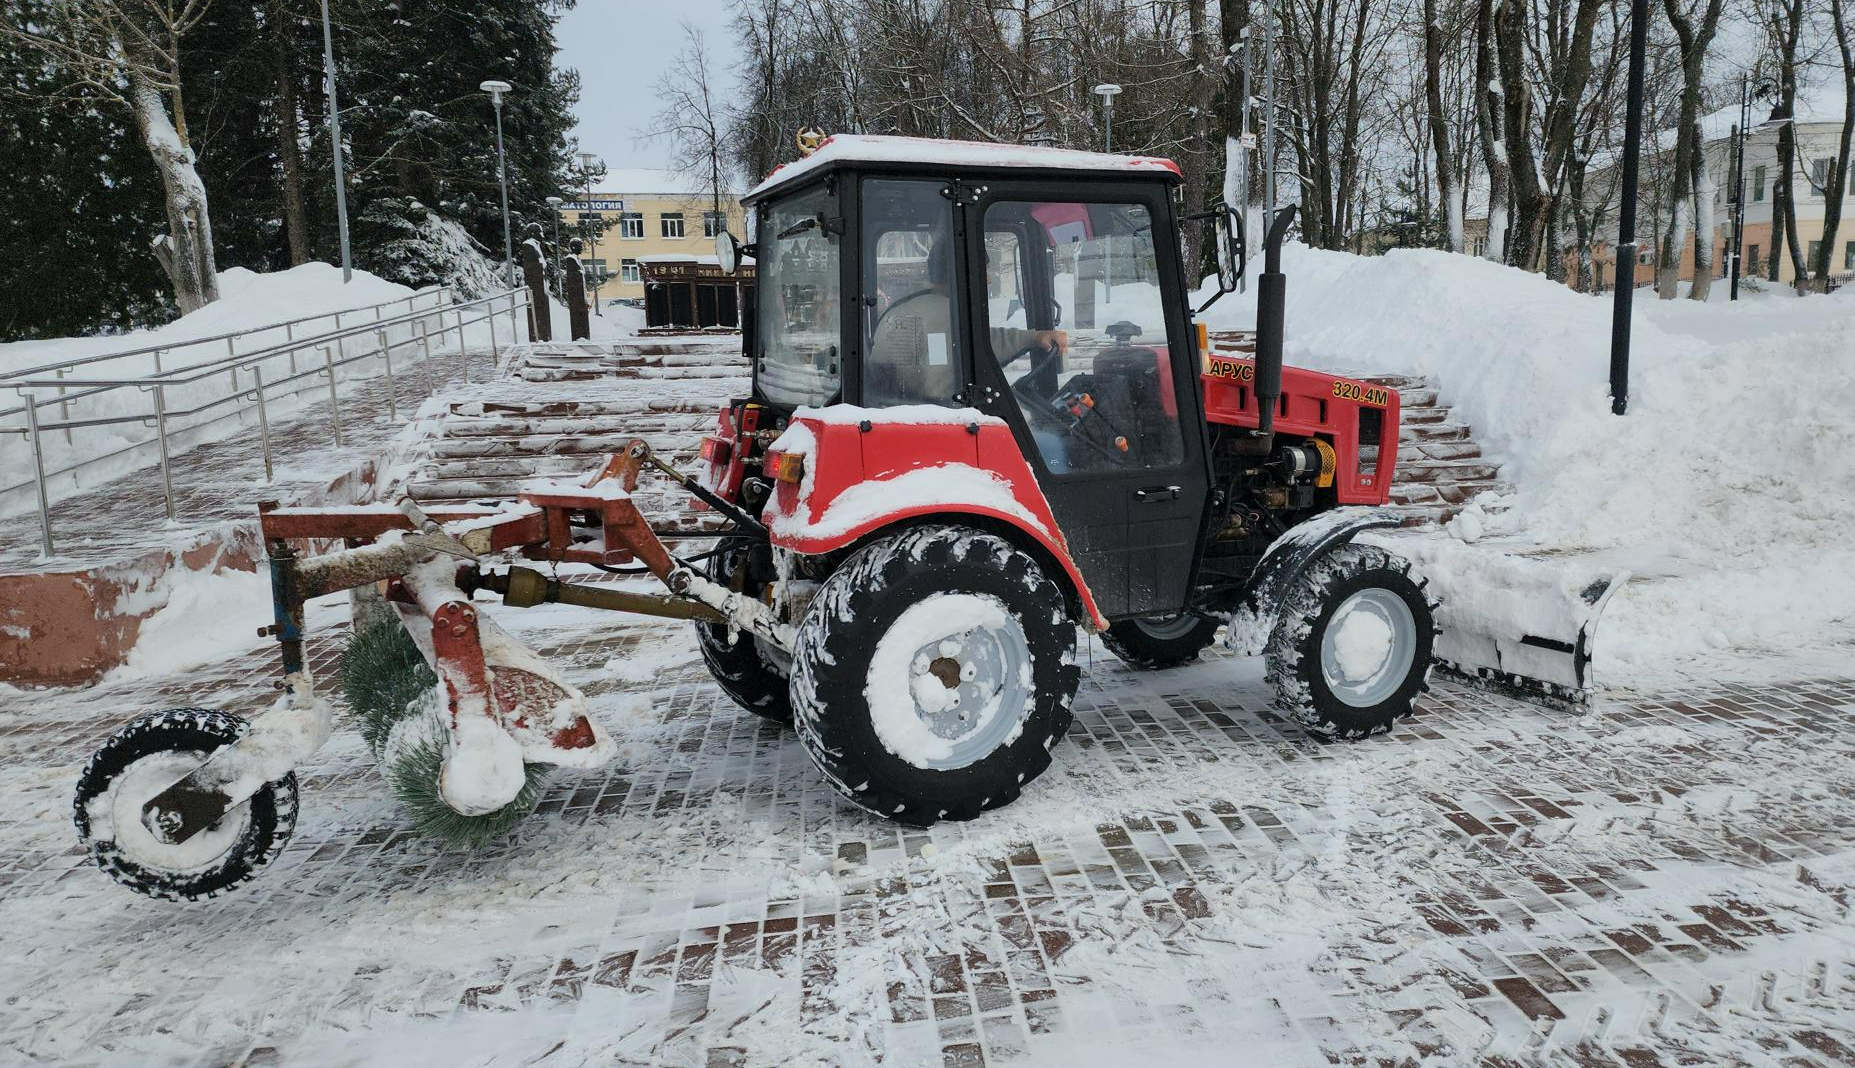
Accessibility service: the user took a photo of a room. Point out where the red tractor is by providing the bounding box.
[74,136,1435,899]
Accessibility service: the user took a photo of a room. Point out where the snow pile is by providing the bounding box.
[0,263,414,376]
[1203,244,1855,681]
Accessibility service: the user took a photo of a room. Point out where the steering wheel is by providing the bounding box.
[1005,340,1130,468]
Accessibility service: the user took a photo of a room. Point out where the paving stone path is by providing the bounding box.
[1,604,1850,1066]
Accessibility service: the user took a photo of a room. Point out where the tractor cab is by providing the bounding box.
[728,136,1219,620]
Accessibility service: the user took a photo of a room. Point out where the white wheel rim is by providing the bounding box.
[1318,588,1418,708]
[864,593,1033,771]
[104,750,250,873]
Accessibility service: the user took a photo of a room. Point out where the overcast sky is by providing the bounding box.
[553,0,743,174]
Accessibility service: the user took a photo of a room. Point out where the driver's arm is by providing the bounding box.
[989,327,1069,363]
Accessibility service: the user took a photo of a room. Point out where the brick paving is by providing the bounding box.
[1,604,1851,1066]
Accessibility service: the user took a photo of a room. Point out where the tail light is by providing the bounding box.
[699,436,733,465]
[767,452,806,484]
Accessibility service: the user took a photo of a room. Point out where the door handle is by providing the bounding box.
[1135,485,1181,503]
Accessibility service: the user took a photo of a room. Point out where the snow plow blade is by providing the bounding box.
[1409,545,1629,707]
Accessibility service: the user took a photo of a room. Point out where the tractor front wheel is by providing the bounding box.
[1100,613,1221,669]
[1265,544,1435,739]
[790,525,1079,826]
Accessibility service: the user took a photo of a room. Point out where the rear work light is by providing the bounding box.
[699,436,733,465]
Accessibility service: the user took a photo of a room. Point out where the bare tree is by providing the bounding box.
[1474,0,1510,261]
[644,24,735,226]
[1423,0,1465,250]
[1815,0,1854,288]
[4,0,222,311]
[1655,0,1726,300]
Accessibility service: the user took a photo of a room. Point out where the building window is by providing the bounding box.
[619,212,644,239]
[584,258,608,281]
[660,213,685,239]
[1809,239,1822,266]
[1753,166,1766,202]
[703,211,726,238]
[1747,245,1761,273]
[1811,159,1831,196]
[620,258,641,284]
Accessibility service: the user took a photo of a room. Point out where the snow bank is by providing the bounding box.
[0,263,416,376]
[1203,245,1855,681]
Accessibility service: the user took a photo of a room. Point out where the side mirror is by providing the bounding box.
[1215,204,1247,293]
[715,229,754,275]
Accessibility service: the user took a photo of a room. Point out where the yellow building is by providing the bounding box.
[562,168,748,306]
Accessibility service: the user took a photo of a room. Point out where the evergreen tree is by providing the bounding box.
[0,0,172,340]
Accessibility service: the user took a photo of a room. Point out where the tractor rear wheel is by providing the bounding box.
[790,525,1078,826]
[1265,544,1435,739]
[1100,613,1221,669]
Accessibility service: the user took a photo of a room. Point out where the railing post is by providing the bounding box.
[21,393,55,558]
[322,345,343,446]
[285,324,297,375]
[419,320,435,394]
[252,367,274,482]
[54,367,72,445]
[150,385,176,521]
[152,348,164,375]
[378,329,398,421]
[488,301,501,363]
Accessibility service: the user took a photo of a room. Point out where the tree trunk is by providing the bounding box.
[1181,0,1215,275]
[1423,0,1461,252]
[1475,0,1508,263]
[1494,0,1544,269]
[1221,0,1253,209]
[1689,119,1716,301]
[122,32,218,313]
[1816,0,1854,290]
[272,0,309,266]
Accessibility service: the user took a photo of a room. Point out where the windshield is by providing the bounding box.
[756,187,842,407]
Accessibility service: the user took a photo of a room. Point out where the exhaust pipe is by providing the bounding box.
[1242,205,1299,456]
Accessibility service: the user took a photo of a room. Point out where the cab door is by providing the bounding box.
[961,181,1211,620]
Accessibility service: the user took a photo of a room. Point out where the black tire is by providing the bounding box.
[790,525,1079,826]
[1265,544,1436,739]
[694,543,793,723]
[73,708,298,901]
[1100,613,1221,669]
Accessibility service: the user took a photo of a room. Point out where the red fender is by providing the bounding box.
[760,406,1108,629]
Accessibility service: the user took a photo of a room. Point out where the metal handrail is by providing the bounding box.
[4,287,533,558]
[2,291,508,422]
[0,286,448,385]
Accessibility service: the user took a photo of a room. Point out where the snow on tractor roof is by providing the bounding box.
[745,135,1183,200]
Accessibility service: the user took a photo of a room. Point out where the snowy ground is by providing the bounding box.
[2,592,1853,1067]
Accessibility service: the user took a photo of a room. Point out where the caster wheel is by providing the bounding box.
[73,708,298,900]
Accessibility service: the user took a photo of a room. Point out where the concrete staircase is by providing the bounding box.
[1355,373,1513,527]
[401,338,747,526]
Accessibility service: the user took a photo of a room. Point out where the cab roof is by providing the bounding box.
[743,134,1183,204]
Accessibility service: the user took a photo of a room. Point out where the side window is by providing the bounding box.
[862,179,962,407]
[982,200,1184,475]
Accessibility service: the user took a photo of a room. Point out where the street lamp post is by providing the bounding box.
[318,0,352,282]
[576,151,603,316]
[1092,83,1122,152]
[1607,0,1650,415]
[1729,76,1751,301]
[545,195,564,292]
[480,80,516,288]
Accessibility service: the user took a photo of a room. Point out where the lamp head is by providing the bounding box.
[1092,83,1123,100]
[479,79,512,104]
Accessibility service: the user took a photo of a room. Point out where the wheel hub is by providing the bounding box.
[867,594,1033,771]
[1319,588,1418,708]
